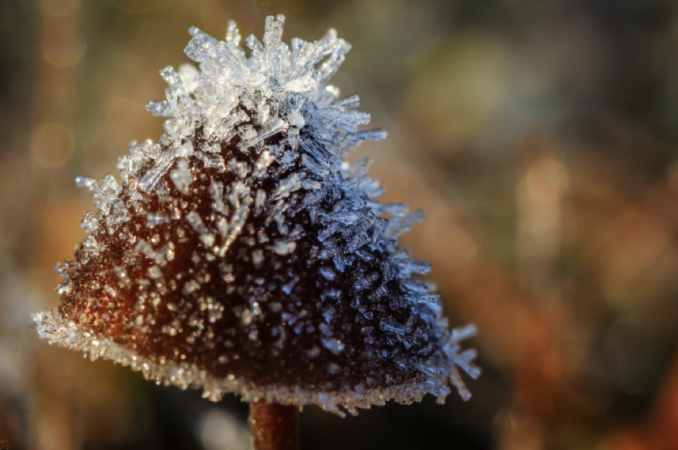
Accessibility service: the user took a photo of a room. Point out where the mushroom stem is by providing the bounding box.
[249,401,300,450]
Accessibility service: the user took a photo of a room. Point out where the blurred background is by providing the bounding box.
[2,0,678,449]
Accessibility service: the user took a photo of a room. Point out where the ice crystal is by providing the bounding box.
[32,15,479,415]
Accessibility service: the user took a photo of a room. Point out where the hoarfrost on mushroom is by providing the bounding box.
[32,15,480,416]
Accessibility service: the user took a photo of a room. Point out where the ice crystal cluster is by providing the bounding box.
[32,15,479,415]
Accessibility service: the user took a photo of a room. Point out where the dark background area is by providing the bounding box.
[2,0,678,449]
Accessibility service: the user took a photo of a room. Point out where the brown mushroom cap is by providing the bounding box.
[33,16,479,416]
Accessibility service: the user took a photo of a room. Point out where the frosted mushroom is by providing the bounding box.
[32,15,480,449]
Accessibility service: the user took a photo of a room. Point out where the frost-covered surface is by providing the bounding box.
[32,15,479,415]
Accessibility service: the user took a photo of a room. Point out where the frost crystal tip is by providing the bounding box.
[32,15,480,415]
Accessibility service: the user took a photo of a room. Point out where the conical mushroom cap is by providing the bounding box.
[33,16,479,415]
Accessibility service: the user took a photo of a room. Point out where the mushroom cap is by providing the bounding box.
[32,15,479,416]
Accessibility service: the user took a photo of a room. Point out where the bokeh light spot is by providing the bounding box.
[39,0,81,17]
[30,122,74,168]
[106,0,173,15]
[42,39,87,68]
[522,158,569,205]
[196,409,249,450]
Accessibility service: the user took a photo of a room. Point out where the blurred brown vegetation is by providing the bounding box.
[2,0,678,449]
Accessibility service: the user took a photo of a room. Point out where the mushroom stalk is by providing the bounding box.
[249,401,299,450]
